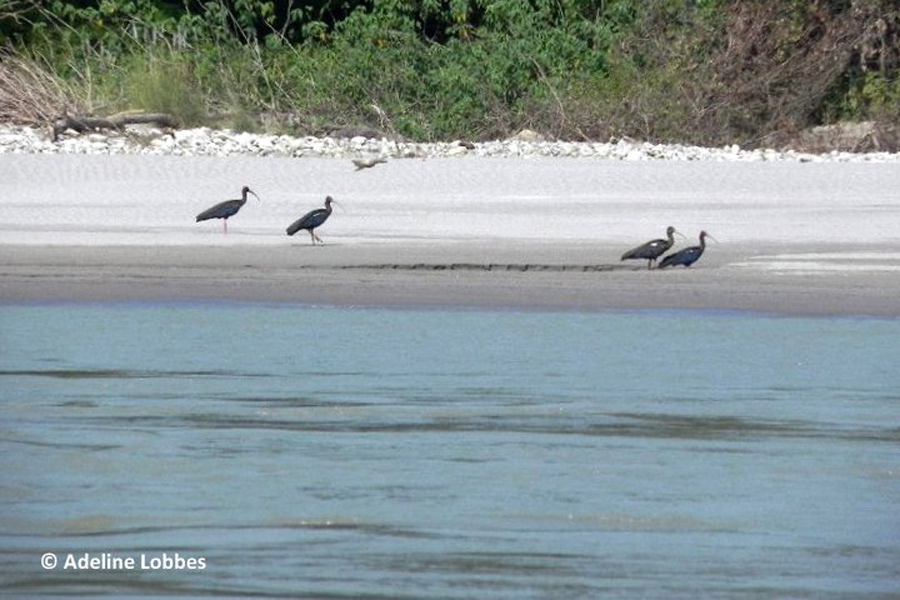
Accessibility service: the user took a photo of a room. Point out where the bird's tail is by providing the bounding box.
[195,206,219,222]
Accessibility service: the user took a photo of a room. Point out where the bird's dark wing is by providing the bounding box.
[196,199,241,222]
[681,247,702,266]
[658,252,678,268]
[621,244,643,260]
[659,246,700,268]
[621,238,666,260]
[286,208,328,236]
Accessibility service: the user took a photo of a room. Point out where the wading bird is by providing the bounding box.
[195,186,259,234]
[352,157,387,171]
[621,226,685,269]
[659,231,717,268]
[286,196,338,245]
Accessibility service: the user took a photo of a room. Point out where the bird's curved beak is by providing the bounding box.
[674,229,688,240]
[707,233,719,243]
[249,190,260,201]
[332,200,343,210]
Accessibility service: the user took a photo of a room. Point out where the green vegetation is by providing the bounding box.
[1,0,899,148]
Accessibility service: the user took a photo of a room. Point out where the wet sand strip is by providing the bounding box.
[339,263,641,272]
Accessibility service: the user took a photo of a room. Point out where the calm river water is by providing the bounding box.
[1,304,898,598]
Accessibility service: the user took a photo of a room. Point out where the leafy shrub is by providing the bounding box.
[1,0,899,148]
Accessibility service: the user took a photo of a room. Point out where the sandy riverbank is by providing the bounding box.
[1,154,898,315]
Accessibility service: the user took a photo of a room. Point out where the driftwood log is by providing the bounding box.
[52,112,177,141]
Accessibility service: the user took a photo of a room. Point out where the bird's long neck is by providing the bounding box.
[698,233,707,250]
[667,229,675,244]
[240,190,250,205]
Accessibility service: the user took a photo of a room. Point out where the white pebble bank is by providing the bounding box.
[1,124,898,163]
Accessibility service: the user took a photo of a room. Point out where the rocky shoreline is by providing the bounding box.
[2,123,899,163]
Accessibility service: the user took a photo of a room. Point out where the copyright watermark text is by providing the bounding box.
[41,552,206,571]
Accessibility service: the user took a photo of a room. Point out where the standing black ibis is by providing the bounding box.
[659,231,717,268]
[195,186,259,234]
[621,226,685,269]
[286,196,338,245]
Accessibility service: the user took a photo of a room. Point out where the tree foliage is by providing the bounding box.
[1,0,899,147]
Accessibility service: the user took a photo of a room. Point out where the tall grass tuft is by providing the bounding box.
[0,51,81,125]
[118,55,207,127]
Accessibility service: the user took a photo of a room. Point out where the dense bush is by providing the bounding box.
[1,0,899,148]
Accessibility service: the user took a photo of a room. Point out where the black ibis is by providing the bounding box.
[195,186,259,234]
[621,226,685,269]
[286,196,338,245]
[658,231,717,268]
[353,157,386,171]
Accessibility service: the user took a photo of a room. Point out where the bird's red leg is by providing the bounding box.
[224,219,228,235]
[309,230,315,245]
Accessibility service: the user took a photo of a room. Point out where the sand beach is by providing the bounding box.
[4,139,900,599]
[1,152,899,315]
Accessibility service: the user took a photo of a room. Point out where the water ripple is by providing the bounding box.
[0,368,272,380]
[63,412,900,443]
